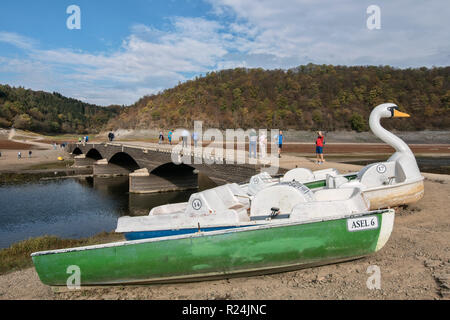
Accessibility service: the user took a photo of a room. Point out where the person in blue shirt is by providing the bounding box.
[277,130,284,158]
[192,131,199,148]
[168,130,173,145]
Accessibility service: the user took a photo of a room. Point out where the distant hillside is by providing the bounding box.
[0,85,121,134]
[107,64,450,132]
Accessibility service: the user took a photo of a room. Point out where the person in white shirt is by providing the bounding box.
[259,132,267,158]
[181,129,189,148]
[249,129,258,159]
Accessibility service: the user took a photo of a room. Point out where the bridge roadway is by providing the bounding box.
[67,141,276,193]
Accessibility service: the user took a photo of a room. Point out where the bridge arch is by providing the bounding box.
[85,148,103,160]
[109,152,140,172]
[151,162,195,177]
[148,162,199,190]
[72,147,83,155]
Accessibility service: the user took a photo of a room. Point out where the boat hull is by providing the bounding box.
[32,210,394,286]
[305,175,424,210]
[363,180,424,210]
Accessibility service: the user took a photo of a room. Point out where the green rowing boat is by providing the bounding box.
[32,209,394,286]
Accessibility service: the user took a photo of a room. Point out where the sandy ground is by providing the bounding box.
[0,130,449,300]
[0,130,68,172]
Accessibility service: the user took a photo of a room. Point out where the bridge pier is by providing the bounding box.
[93,159,131,177]
[73,155,96,167]
[129,168,198,194]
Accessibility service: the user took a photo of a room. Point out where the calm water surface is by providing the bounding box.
[0,175,215,248]
[340,156,450,175]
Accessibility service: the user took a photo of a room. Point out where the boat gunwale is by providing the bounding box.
[31,208,393,257]
[305,172,424,192]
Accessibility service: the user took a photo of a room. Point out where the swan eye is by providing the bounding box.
[387,106,398,118]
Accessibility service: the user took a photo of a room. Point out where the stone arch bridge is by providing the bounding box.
[68,142,262,193]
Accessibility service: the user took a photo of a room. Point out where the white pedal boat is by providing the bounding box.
[116,179,374,241]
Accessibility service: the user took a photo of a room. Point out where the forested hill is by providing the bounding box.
[108,64,449,132]
[0,85,121,133]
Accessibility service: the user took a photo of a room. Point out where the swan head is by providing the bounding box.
[372,103,410,120]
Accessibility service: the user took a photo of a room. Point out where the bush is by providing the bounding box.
[350,113,367,132]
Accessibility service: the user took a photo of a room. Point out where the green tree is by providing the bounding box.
[350,113,367,132]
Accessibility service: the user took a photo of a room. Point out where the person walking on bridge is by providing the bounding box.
[249,129,257,159]
[168,130,173,145]
[277,130,284,158]
[181,129,189,148]
[259,132,267,158]
[192,131,199,148]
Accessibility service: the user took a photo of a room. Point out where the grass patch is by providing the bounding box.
[0,232,124,275]
[0,172,48,185]
[27,160,74,170]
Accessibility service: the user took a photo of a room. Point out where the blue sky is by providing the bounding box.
[0,0,449,106]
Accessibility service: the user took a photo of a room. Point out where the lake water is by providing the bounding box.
[340,156,450,175]
[0,175,216,249]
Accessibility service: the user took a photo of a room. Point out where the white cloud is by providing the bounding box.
[0,1,449,106]
[0,17,233,105]
[0,31,36,50]
[209,0,450,67]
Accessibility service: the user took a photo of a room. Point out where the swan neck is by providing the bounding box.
[370,114,412,155]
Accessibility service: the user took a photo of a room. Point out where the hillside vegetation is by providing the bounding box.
[0,85,121,134]
[107,64,450,132]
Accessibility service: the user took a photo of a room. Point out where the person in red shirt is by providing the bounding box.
[315,131,325,164]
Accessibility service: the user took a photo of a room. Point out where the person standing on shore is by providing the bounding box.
[18,151,21,159]
[315,131,325,164]
[158,131,164,144]
[28,150,32,158]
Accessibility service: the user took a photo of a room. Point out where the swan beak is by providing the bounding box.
[393,110,410,118]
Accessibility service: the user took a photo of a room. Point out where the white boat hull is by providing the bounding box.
[363,179,424,210]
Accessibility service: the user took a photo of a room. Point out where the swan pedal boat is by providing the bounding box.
[32,204,394,286]
[248,103,425,210]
